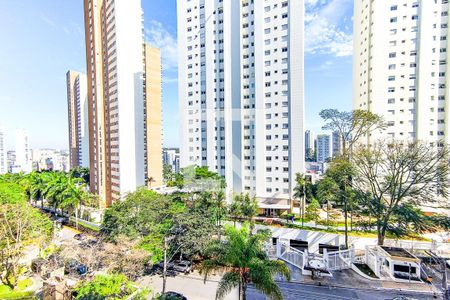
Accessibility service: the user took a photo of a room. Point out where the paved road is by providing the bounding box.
[248,282,441,300]
[139,273,441,300]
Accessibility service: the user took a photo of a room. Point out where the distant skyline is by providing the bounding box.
[0,0,352,150]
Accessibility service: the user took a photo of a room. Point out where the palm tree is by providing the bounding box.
[293,173,307,226]
[60,176,85,229]
[228,195,242,227]
[43,172,68,215]
[148,176,155,188]
[200,226,290,300]
[239,194,258,232]
[213,190,226,238]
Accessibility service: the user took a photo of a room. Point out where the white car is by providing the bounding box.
[173,261,192,274]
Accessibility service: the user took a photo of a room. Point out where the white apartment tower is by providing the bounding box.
[0,127,6,174]
[317,134,331,163]
[178,0,305,213]
[353,0,450,144]
[305,130,314,153]
[15,129,31,173]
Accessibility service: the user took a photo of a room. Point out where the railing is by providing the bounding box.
[278,241,305,269]
[383,239,450,254]
[324,248,354,271]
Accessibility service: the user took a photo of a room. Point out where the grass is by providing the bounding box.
[16,279,32,291]
[0,279,35,299]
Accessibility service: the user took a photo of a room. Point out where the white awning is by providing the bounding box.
[258,203,291,209]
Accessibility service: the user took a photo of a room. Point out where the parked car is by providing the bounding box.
[73,233,87,241]
[64,259,87,276]
[173,261,192,274]
[157,262,174,270]
[160,291,187,300]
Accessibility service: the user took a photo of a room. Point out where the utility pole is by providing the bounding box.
[162,237,168,294]
[162,235,176,295]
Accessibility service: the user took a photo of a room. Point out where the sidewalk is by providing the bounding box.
[311,269,439,295]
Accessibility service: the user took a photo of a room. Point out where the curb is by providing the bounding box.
[274,280,441,296]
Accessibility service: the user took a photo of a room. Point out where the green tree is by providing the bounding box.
[42,172,68,214]
[0,181,28,205]
[293,173,311,225]
[60,176,86,229]
[324,158,355,248]
[305,198,320,222]
[0,202,52,289]
[171,211,215,261]
[239,193,258,231]
[200,226,290,300]
[316,177,339,227]
[228,196,243,227]
[102,189,186,240]
[163,164,174,183]
[69,167,90,185]
[319,109,385,157]
[353,141,450,245]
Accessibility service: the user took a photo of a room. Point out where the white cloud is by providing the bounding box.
[305,0,353,57]
[145,20,178,71]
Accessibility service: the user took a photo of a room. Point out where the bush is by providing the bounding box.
[305,199,320,222]
[17,279,32,291]
[75,274,143,300]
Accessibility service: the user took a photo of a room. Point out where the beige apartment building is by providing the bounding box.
[66,70,89,169]
[83,0,162,206]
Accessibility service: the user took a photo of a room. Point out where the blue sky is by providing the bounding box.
[0,0,353,150]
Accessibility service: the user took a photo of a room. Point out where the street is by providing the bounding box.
[138,273,441,300]
[248,282,440,300]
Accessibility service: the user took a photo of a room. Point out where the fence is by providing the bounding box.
[323,247,354,271]
[383,239,450,255]
[277,238,306,269]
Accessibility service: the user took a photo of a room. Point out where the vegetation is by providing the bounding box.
[229,193,258,230]
[200,226,290,300]
[352,141,450,245]
[319,108,385,156]
[0,180,53,289]
[75,273,146,300]
[305,198,320,222]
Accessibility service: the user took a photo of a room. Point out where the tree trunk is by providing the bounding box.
[350,209,353,231]
[242,279,247,300]
[344,197,348,249]
[326,201,329,227]
[238,278,242,300]
[75,205,79,230]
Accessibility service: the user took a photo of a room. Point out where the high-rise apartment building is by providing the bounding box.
[15,129,31,173]
[353,0,450,144]
[178,0,305,214]
[317,134,331,163]
[67,70,89,169]
[144,45,164,188]
[163,148,180,173]
[332,131,341,157]
[83,0,163,205]
[0,127,6,174]
[305,130,315,161]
